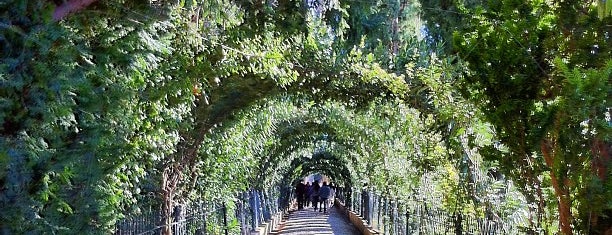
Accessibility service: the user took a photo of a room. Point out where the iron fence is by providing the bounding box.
[115,187,290,235]
[342,188,521,235]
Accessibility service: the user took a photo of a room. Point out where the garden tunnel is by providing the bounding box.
[283,151,356,189]
[202,94,434,198]
[2,0,609,234]
[254,119,365,189]
[184,92,561,235]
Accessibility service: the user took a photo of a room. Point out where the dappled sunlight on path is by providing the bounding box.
[271,206,361,235]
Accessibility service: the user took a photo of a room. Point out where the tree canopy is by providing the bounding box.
[1,0,610,234]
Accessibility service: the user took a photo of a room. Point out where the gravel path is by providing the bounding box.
[271,206,361,235]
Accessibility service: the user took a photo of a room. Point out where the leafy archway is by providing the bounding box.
[1,0,609,234]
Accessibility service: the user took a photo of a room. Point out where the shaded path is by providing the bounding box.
[271,206,361,235]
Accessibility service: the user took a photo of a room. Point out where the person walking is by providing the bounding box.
[318,182,332,213]
[312,180,320,211]
[329,182,336,207]
[295,180,306,210]
[305,182,313,208]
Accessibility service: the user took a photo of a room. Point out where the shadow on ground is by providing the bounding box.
[270,206,361,235]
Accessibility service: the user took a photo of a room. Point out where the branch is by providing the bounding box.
[53,0,98,21]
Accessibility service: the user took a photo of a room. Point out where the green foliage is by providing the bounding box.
[597,0,612,18]
[2,0,606,233]
[552,58,612,232]
[0,0,203,232]
[426,0,611,232]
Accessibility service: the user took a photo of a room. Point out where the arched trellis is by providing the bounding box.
[157,50,444,234]
[192,92,533,235]
[263,139,359,187]
[254,120,365,188]
[195,94,444,195]
[284,151,355,187]
[249,100,397,185]
[8,0,580,233]
[167,71,413,193]
[191,98,377,200]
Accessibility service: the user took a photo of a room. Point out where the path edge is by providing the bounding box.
[334,199,379,235]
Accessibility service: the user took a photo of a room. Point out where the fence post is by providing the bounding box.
[261,190,269,221]
[406,209,410,235]
[419,202,424,234]
[362,189,370,223]
[377,194,383,230]
[360,189,365,217]
[383,197,388,235]
[173,204,183,235]
[246,191,254,232]
[385,198,391,235]
[238,194,247,235]
[272,187,278,214]
[391,199,398,235]
[200,202,208,235]
[353,188,357,213]
[454,213,463,235]
[371,190,375,225]
[352,187,356,211]
[250,190,258,230]
[256,189,261,227]
[223,202,229,235]
[345,187,350,209]
[350,188,355,211]
[370,191,375,225]
[258,190,265,224]
[379,194,388,234]
[265,189,272,220]
[372,193,378,229]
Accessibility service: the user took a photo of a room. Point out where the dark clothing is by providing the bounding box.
[312,182,321,210]
[296,182,306,209]
[296,182,306,195]
[306,185,314,198]
[305,184,313,207]
[319,185,331,199]
[318,185,332,213]
[313,182,320,192]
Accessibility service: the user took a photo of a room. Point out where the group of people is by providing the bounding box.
[295,180,336,213]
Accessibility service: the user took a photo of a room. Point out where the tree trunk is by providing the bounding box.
[390,0,407,56]
[541,140,573,235]
[590,138,610,181]
[535,179,547,233]
[589,138,611,230]
[161,169,174,235]
[161,162,185,235]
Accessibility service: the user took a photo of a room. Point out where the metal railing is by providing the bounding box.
[341,188,520,235]
[115,186,290,235]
